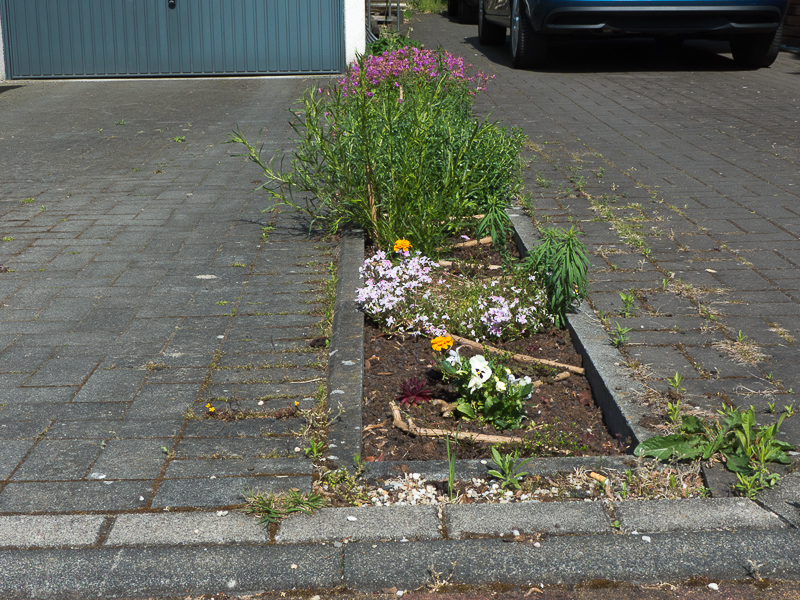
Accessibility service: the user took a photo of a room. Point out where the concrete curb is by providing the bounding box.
[508,209,653,446]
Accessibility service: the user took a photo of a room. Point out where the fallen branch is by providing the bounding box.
[450,335,585,375]
[390,403,570,455]
[390,402,527,444]
[438,260,501,270]
[452,236,493,249]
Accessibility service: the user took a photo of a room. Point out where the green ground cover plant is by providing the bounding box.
[634,404,795,498]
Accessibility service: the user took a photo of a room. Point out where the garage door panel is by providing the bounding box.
[1,0,344,78]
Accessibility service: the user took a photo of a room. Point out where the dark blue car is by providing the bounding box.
[472,0,788,68]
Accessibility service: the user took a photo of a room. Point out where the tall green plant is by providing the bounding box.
[520,226,589,328]
[230,50,524,257]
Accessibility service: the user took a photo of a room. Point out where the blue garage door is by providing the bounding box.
[0,0,344,78]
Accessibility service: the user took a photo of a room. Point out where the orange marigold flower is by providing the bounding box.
[431,335,453,352]
[393,239,412,253]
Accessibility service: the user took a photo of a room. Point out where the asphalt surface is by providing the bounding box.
[0,11,800,599]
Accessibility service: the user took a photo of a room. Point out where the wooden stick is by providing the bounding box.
[438,260,501,270]
[452,236,493,249]
[450,335,585,375]
[390,403,570,454]
[390,402,527,444]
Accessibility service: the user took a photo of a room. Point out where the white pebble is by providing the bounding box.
[512,529,520,537]
[642,536,651,543]
[708,583,719,591]
[346,516,357,521]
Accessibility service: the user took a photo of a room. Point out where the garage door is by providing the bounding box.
[0,0,344,78]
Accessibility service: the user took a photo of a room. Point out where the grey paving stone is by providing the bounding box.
[757,471,800,528]
[0,481,152,512]
[43,420,128,440]
[0,385,77,404]
[164,457,312,479]
[276,505,440,544]
[152,474,310,508]
[612,498,787,533]
[11,439,104,481]
[0,515,106,548]
[90,439,173,480]
[105,512,266,546]
[444,502,611,539]
[10,402,129,423]
[0,440,34,479]
[72,368,148,402]
[0,420,50,441]
[182,418,303,438]
[125,384,199,419]
[173,437,300,460]
[24,357,102,387]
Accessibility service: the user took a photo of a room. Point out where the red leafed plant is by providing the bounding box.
[396,377,433,407]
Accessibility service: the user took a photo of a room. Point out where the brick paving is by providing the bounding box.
[0,78,334,514]
[410,16,800,448]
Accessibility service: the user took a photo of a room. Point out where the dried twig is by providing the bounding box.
[450,335,585,375]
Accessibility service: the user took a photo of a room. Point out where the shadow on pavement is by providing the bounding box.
[464,36,750,73]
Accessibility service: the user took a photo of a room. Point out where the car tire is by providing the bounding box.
[730,23,783,69]
[459,1,479,24]
[447,0,459,18]
[510,0,548,68]
[478,0,506,46]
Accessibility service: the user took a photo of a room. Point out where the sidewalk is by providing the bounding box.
[1,20,800,598]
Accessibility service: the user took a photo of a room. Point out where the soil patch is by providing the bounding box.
[359,239,627,462]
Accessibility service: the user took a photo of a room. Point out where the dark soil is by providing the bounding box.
[360,239,627,462]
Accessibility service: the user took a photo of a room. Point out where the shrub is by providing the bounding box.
[520,226,589,328]
[231,47,525,258]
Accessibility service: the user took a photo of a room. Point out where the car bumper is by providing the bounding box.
[533,1,788,35]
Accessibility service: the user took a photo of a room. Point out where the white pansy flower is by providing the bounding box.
[468,355,492,391]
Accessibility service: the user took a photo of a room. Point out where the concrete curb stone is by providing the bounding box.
[612,497,788,533]
[444,502,612,538]
[276,505,441,543]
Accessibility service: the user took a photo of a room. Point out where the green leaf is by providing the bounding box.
[633,434,706,461]
[680,415,706,435]
[456,402,476,420]
[722,451,752,474]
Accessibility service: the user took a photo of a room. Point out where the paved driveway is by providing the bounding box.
[0,77,332,513]
[412,15,800,448]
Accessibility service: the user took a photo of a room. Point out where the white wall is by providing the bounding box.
[0,8,6,81]
[344,0,365,65]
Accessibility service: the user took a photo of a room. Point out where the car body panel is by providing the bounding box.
[482,0,788,37]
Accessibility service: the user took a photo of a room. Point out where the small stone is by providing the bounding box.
[294,447,302,452]
[533,542,541,548]
[708,583,719,591]
[216,510,228,517]
[139,496,145,501]
[290,564,297,570]
[642,536,651,543]
[397,591,404,597]
[333,542,342,548]
[311,596,321,600]
[210,475,216,479]
[89,473,106,480]
[346,516,357,521]
[512,529,520,537]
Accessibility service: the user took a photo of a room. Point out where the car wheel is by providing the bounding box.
[447,0,459,18]
[730,22,783,69]
[510,0,548,68]
[459,0,479,24]
[478,0,506,46]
